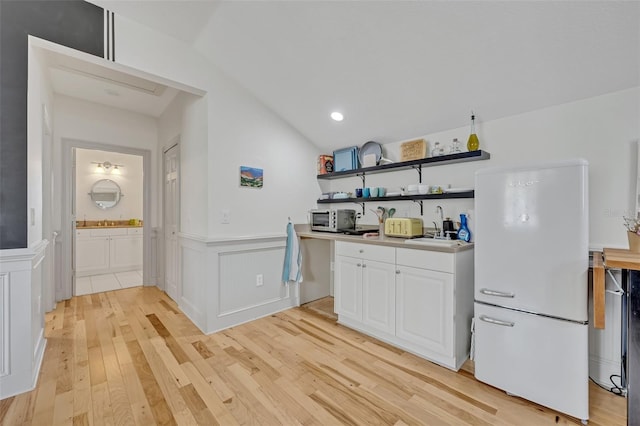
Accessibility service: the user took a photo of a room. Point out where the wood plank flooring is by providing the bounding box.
[0,287,627,425]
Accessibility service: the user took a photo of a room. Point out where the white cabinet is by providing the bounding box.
[335,242,396,335]
[110,234,143,270]
[334,255,363,322]
[362,261,396,335]
[396,264,454,357]
[76,228,143,276]
[334,241,474,371]
[76,233,110,274]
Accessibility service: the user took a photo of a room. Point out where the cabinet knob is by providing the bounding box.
[359,249,364,253]
[396,270,401,274]
[357,263,361,267]
[362,263,366,268]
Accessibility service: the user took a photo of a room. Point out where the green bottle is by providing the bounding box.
[467,112,479,151]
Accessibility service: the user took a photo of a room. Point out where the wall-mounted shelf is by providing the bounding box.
[318,191,475,215]
[317,150,490,180]
[316,150,489,215]
[317,191,474,204]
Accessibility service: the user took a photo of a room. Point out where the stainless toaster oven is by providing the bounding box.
[310,209,356,233]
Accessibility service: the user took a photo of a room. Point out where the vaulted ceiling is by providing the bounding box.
[90,1,639,151]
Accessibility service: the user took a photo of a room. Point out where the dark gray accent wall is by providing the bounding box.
[0,0,104,249]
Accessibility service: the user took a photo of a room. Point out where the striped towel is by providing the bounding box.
[282,222,303,284]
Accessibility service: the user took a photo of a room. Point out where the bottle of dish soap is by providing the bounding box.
[457,213,471,242]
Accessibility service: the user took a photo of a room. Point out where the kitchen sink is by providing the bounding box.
[404,238,466,248]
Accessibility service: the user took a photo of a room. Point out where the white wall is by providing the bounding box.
[115,14,321,240]
[53,95,159,228]
[327,88,640,249]
[75,148,143,222]
[27,44,54,247]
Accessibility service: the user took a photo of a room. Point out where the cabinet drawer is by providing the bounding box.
[336,241,395,263]
[90,228,127,237]
[127,227,143,235]
[396,247,454,273]
[76,229,90,238]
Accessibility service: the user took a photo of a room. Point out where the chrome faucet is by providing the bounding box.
[435,206,444,239]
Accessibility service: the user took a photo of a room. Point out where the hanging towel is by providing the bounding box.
[282,221,303,284]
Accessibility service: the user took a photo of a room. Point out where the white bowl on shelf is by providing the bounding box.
[418,184,430,194]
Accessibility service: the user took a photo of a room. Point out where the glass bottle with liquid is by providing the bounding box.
[450,138,462,154]
[431,141,444,157]
[467,112,479,151]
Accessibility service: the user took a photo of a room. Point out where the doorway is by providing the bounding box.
[74,148,144,295]
[60,139,151,301]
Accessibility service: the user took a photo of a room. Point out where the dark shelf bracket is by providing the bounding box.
[412,199,424,216]
[411,165,422,183]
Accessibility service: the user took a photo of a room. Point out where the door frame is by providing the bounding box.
[60,138,151,300]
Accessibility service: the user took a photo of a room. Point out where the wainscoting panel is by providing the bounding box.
[178,234,299,334]
[179,236,206,331]
[0,240,48,399]
[0,273,8,378]
[218,246,288,315]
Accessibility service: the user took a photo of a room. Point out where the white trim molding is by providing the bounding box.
[0,273,9,378]
[0,240,49,399]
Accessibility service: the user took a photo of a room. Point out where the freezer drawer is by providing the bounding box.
[474,303,589,421]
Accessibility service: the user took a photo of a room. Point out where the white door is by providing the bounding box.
[362,260,396,335]
[334,255,362,322]
[396,265,454,357]
[164,144,179,301]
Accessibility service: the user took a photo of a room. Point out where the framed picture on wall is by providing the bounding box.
[240,166,263,188]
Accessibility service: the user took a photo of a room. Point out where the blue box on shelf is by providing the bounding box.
[333,146,359,172]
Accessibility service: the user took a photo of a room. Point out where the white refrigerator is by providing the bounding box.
[473,159,589,423]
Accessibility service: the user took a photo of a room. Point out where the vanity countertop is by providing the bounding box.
[76,219,142,229]
[76,225,143,229]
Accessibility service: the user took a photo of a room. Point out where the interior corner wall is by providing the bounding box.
[27,44,55,247]
[114,13,321,239]
[157,91,209,237]
[0,0,104,250]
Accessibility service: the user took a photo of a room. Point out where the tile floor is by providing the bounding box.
[75,270,143,295]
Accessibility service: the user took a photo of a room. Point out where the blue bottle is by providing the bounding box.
[457,213,471,242]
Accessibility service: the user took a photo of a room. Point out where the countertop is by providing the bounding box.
[295,224,474,253]
[76,225,143,230]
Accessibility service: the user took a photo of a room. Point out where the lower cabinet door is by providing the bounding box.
[362,261,396,335]
[396,265,454,357]
[334,255,363,322]
[110,236,143,270]
[76,237,110,276]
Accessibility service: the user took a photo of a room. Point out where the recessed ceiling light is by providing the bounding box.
[330,112,344,121]
[104,88,120,97]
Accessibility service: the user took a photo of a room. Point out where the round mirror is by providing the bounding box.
[89,179,123,209]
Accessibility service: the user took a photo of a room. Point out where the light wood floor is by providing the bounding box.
[0,288,626,425]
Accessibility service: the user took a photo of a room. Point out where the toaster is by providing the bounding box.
[384,218,424,238]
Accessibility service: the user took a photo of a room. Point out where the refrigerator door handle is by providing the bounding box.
[479,314,515,327]
[480,288,515,298]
